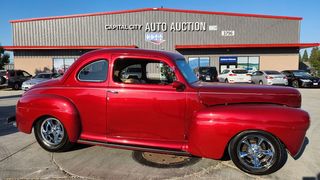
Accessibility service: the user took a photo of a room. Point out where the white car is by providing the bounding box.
[251,70,288,86]
[218,68,252,83]
[22,73,60,91]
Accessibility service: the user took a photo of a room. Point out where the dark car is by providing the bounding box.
[195,66,218,82]
[6,70,32,90]
[281,70,320,88]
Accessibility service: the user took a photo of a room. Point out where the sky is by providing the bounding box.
[0,0,319,53]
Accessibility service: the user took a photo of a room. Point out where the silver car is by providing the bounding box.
[21,73,60,91]
[251,70,288,86]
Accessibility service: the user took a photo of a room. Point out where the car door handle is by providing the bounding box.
[107,90,119,94]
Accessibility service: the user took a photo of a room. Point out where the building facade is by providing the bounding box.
[4,8,319,75]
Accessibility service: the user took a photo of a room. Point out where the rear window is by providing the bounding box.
[265,71,281,75]
[232,70,248,74]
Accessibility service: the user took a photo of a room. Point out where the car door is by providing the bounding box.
[106,55,187,142]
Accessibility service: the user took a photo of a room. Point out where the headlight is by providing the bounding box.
[300,79,312,82]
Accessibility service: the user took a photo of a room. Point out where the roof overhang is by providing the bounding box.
[175,43,320,49]
[10,8,302,23]
[2,45,138,51]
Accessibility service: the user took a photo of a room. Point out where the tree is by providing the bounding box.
[302,50,309,62]
[309,47,320,75]
[0,46,10,70]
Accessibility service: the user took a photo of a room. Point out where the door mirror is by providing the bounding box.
[172,81,185,92]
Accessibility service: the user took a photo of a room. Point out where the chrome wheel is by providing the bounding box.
[40,118,64,146]
[237,135,275,171]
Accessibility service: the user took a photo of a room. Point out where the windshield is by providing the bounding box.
[293,71,312,77]
[34,74,51,79]
[265,71,281,75]
[232,70,248,74]
[175,59,198,84]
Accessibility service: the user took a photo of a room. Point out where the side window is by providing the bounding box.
[16,71,23,77]
[22,71,31,77]
[78,60,108,82]
[113,58,176,85]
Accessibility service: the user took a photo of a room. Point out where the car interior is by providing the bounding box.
[113,58,176,85]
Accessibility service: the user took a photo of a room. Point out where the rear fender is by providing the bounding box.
[16,94,80,142]
[187,104,310,159]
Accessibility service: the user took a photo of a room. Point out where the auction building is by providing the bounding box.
[4,8,319,75]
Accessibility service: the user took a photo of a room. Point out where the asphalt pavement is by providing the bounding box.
[0,88,319,180]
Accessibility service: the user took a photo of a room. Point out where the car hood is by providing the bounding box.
[192,81,301,108]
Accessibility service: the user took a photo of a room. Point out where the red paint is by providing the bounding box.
[10,8,302,23]
[3,45,137,51]
[15,48,309,159]
[175,43,320,49]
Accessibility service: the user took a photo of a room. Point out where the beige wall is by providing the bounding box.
[260,54,299,71]
[14,57,52,75]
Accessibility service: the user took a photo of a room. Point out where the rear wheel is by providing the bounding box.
[259,81,263,85]
[228,131,287,175]
[292,80,300,88]
[225,79,229,83]
[12,83,20,90]
[34,116,73,152]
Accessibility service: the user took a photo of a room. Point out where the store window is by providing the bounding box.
[237,56,260,73]
[188,57,210,72]
[53,58,76,75]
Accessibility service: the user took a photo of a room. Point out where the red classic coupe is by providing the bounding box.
[13,49,309,175]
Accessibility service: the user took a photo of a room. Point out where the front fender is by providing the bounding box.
[16,94,80,142]
[187,104,310,159]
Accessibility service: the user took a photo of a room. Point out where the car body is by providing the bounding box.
[251,70,288,86]
[218,68,252,83]
[5,70,32,90]
[281,70,320,88]
[194,66,218,82]
[13,49,309,175]
[21,73,60,91]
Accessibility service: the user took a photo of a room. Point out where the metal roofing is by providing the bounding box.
[10,7,303,23]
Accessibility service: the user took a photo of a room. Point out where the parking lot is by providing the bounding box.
[0,88,319,180]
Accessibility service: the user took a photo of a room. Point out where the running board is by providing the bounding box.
[77,139,190,156]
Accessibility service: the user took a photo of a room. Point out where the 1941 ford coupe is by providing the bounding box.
[13,49,309,175]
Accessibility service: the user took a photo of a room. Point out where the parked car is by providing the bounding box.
[21,73,60,91]
[0,70,7,86]
[251,70,288,86]
[218,68,252,83]
[6,70,32,90]
[281,70,320,88]
[11,49,309,175]
[120,66,142,79]
[194,66,218,82]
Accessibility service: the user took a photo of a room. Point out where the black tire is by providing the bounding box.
[228,131,287,175]
[12,83,20,90]
[34,116,73,152]
[225,79,229,83]
[259,81,263,85]
[292,80,300,88]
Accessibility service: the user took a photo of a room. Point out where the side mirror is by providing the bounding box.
[172,81,186,92]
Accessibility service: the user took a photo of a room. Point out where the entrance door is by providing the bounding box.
[106,56,186,141]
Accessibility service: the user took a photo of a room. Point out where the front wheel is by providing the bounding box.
[292,80,300,88]
[228,131,287,175]
[34,116,73,152]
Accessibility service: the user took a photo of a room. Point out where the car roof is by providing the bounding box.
[80,48,185,62]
